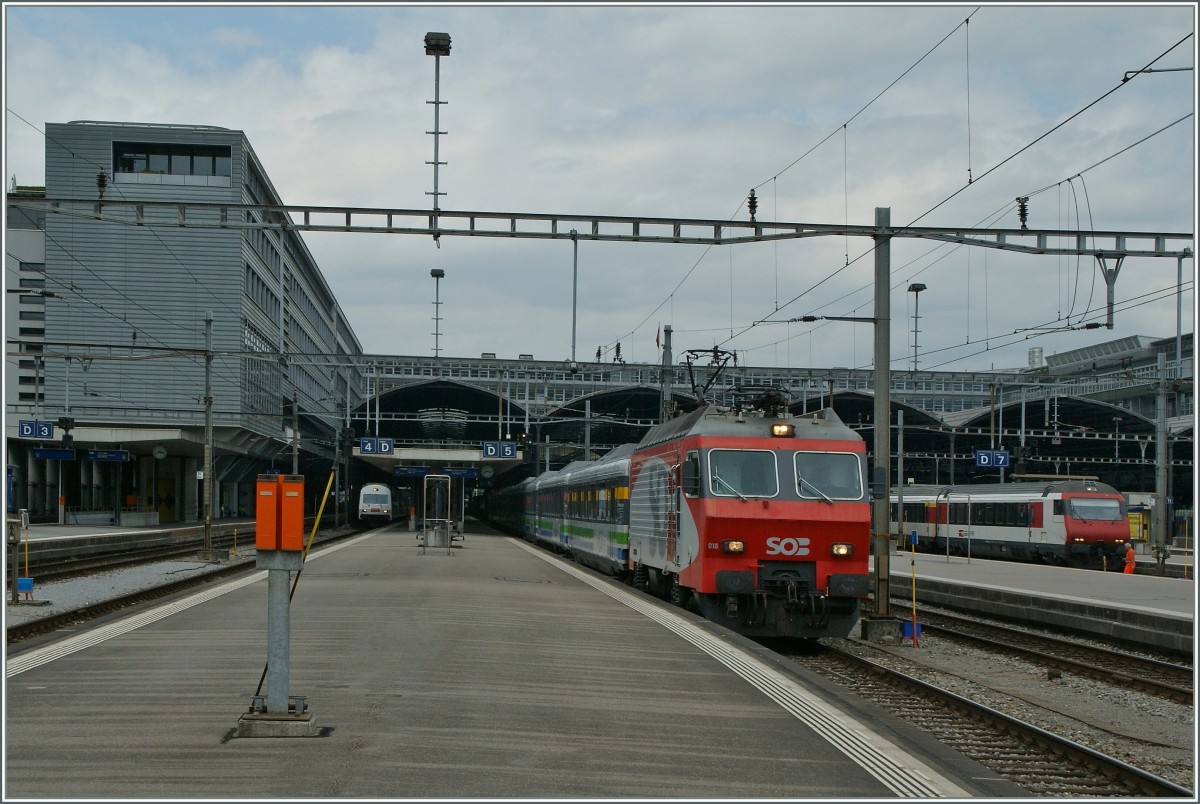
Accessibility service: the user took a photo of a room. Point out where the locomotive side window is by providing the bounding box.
[794,452,864,501]
[708,449,778,498]
[682,451,701,496]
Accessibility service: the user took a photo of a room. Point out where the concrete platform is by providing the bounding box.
[5,525,1022,799]
[882,549,1195,654]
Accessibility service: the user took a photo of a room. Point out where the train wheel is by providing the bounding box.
[632,564,648,591]
[670,575,690,608]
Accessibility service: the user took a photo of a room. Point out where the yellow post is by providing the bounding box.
[908,530,920,648]
[1185,519,1190,580]
[302,471,337,561]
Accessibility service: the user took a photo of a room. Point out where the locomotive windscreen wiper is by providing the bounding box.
[798,476,834,504]
[711,472,747,501]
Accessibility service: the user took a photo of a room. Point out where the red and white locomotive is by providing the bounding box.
[891,480,1131,569]
[495,396,872,639]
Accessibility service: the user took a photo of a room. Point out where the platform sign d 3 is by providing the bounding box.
[19,420,55,439]
[974,449,1010,468]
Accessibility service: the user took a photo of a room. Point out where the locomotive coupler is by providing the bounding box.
[806,593,829,625]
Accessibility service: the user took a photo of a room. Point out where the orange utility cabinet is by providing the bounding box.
[256,474,305,551]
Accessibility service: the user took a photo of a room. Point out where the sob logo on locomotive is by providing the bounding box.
[765,536,811,556]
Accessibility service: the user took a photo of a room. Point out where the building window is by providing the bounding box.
[114,142,233,177]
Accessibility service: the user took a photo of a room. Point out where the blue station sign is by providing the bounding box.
[88,450,131,462]
[359,437,395,455]
[974,449,1011,468]
[34,448,76,460]
[393,466,431,477]
[19,420,55,439]
[482,441,517,459]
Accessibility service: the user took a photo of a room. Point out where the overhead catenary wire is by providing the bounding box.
[602,8,981,356]
[657,20,1190,365]
[965,15,974,185]
[906,31,1194,226]
[719,37,1194,364]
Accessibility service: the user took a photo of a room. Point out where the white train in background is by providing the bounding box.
[358,483,404,524]
[891,479,1130,569]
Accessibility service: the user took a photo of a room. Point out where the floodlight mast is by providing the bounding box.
[431,268,445,357]
[425,32,451,242]
[908,283,927,371]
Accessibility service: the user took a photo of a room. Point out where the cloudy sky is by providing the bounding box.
[4,3,1195,372]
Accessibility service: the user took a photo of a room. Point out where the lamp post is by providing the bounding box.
[570,229,579,363]
[203,312,214,556]
[431,268,445,357]
[907,283,926,371]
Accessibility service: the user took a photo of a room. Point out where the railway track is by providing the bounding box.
[21,533,247,583]
[788,644,1193,797]
[6,525,370,646]
[905,606,1193,703]
[6,560,256,645]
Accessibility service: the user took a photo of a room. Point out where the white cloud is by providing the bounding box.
[207,26,264,49]
[3,3,1194,371]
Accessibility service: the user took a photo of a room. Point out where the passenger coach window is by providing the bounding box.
[709,450,777,498]
[794,452,864,500]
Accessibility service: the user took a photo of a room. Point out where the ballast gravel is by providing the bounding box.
[834,620,1195,791]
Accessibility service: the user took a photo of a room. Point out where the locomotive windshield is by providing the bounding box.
[362,492,390,505]
[1065,497,1124,521]
[794,452,864,501]
[708,449,778,498]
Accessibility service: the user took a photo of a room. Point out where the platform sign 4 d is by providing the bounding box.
[974,449,1011,468]
[359,437,394,455]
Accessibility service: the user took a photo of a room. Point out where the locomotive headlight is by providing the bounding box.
[771,423,795,438]
[721,540,746,554]
[831,543,854,556]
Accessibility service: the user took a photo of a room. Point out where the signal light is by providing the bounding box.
[721,540,746,554]
[831,543,854,556]
[771,423,795,438]
[748,189,758,219]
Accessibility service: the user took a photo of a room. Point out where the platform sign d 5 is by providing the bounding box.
[483,441,517,458]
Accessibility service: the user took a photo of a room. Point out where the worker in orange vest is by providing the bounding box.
[1123,542,1136,574]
